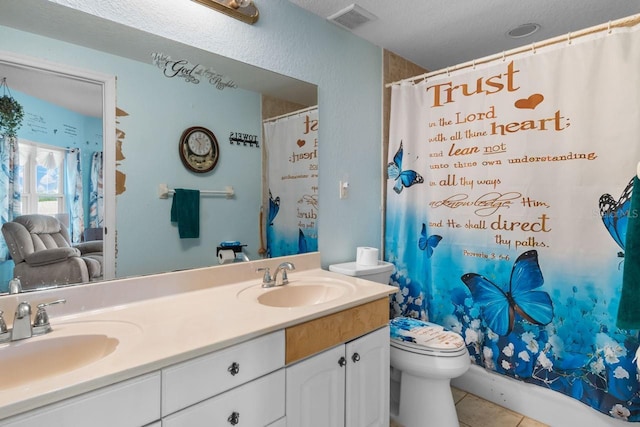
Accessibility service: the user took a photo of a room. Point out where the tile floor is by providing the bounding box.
[390,387,549,427]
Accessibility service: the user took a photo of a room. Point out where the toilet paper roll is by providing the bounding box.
[356,247,379,266]
[218,249,235,264]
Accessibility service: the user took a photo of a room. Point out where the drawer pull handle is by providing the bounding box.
[338,356,346,367]
[227,411,240,425]
[352,352,361,363]
[228,362,240,376]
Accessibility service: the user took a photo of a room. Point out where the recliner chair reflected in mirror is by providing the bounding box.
[1,214,103,291]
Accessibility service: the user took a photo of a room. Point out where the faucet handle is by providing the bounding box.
[280,269,290,285]
[256,267,274,287]
[0,311,8,343]
[0,310,6,333]
[33,299,66,336]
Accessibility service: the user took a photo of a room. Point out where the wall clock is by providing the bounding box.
[178,126,219,173]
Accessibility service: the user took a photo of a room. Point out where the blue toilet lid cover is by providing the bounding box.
[389,317,465,350]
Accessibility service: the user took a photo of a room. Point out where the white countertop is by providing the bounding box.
[0,253,397,420]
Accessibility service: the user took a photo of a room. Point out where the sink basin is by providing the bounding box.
[0,320,140,391]
[238,277,356,308]
[0,334,118,390]
[258,284,347,307]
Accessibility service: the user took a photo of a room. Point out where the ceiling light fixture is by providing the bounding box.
[507,23,541,39]
[191,0,259,24]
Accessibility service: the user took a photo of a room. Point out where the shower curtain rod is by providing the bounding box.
[386,13,640,88]
[262,105,318,123]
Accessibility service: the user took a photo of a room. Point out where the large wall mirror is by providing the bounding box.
[0,0,318,294]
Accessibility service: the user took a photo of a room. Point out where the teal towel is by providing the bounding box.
[617,176,640,329]
[170,189,200,239]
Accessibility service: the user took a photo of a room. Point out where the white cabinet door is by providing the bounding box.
[285,326,390,427]
[345,326,390,427]
[286,345,346,427]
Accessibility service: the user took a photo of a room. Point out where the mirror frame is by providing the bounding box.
[0,50,117,281]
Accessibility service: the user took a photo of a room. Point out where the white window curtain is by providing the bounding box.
[89,151,103,228]
[0,135,21,262]
[64,148,83,243]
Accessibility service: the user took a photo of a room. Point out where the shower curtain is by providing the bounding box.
[264,107,318,257]
[386,23,640,421]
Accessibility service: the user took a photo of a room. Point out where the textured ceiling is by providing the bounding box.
[287,0,640,71]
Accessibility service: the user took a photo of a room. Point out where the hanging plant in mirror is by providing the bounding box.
[0,78,25,138]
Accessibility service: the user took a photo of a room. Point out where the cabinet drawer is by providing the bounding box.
[162,369,285,427]
[162,330,284,416]
[0,372,161,427]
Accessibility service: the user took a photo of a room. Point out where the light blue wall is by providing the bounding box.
[51,0,384,268]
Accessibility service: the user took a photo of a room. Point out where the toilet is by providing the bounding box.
[329,260,470,427]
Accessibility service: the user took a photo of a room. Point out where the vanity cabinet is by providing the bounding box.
[161,330,285,426]
[285,326,390,427]
[0,372,161,427]
[0,295,391,427]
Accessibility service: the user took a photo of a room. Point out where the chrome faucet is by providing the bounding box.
[256,262,296,288]
[0,298,66,343]
[273,262,295,286]
[11,302,32,341]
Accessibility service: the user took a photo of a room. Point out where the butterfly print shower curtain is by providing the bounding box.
[385,23,640,421]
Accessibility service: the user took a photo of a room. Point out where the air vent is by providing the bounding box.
[327,4,377,31]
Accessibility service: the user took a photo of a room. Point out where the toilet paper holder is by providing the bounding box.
[216,243,248,260]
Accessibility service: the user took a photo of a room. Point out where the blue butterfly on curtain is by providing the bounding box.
[268,190,280,226]
[418,223,442,258]
[298,228,308,254]
[387,141,424,194]
[599,177,634,258]
[461,250,554,336]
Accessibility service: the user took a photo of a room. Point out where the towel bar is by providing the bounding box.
[158,183,234,199]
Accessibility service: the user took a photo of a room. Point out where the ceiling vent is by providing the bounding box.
[327,4,377,31]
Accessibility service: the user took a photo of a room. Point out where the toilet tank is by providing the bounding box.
[328,261,394,284]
